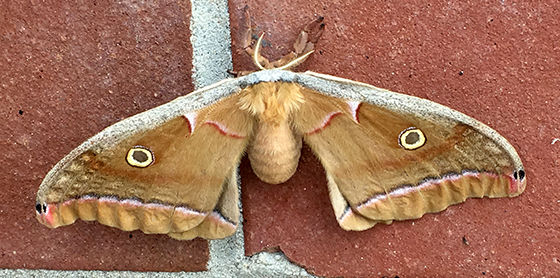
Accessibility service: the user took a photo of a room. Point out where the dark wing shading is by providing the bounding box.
[293,87,525,230]
[36,93,253,239]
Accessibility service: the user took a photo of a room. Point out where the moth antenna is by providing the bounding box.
[253,33,266,70]
[276,50,314,71]
[253,32,314,71]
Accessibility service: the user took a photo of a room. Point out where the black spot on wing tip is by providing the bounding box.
[35,203,46,214]
[513,169,526,181]
[518,169,526,180]
[35,203,42,213]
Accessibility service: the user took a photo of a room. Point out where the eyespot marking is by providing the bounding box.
[126,146,154,168]
[398,127,426,150]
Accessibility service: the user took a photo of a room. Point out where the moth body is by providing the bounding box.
[247,120,302,184]
[239,82,305,184]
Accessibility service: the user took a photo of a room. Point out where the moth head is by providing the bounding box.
[126,146,154,168]
[398,127,426,150]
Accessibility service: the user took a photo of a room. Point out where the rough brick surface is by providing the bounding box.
[0,1,209,271]
[230,1,560,277]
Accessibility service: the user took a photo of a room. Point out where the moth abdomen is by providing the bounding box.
[248,120,302,184]
[238,82,306,184]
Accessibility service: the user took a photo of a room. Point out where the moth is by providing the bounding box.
[36,18,526,240]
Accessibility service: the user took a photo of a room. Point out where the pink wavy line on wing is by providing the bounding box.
[207,211,237,229]
[339,206,354,222]
[356,171,505,210]
[203,120,245,138]
[306,111,343,135]
[38,195,208,227]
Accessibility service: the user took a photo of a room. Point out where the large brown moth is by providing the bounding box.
[36,18,526,240]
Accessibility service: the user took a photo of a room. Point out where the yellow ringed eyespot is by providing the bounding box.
[398,127,426,150]
[126,146,154,168]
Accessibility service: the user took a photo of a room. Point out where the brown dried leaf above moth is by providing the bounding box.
[36,16,526,241]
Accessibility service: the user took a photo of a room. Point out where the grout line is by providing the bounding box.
[188,0,315,276]
[189,0,246,273]
[189,0,233,89]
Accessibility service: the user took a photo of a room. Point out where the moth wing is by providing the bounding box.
[168,166,241,240]
[36,84,253,240]
[294,73,526,231]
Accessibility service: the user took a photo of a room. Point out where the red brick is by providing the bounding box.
[0,0,208,271]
